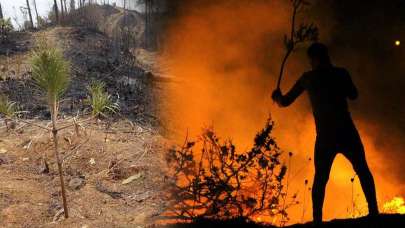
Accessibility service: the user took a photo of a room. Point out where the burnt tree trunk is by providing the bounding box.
[144,0,152,49]
[26,0,34,29]
[63,0,67,14]
[54,0,60,23]
[60,0,65,20]
[70,0,76,11]
[0,3,3,20]
[33,0,40,26]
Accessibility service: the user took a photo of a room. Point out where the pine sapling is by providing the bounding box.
[31,44,70,218]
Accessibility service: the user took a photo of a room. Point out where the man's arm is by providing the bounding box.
[272,76,305,107]
[342,69,358,100]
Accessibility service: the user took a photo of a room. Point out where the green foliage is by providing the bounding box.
[30,45,70,106]
[0,18,13,43]
[0,95,18,118]
[0,18,13,31]
[87,81,119,118]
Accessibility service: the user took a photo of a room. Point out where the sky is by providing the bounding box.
[0,0,142,28]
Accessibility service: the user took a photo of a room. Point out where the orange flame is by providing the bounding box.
[160,0,405,224]
[383,197,405,214]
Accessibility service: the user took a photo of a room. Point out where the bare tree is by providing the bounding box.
[144,0,152,49]
[32,0,40,26]
[53,0,60,23]
[26,0,34,29]
[63,0,68,13]
[0,3,3,20]
[70,0,76,11]
[60,0,65,19]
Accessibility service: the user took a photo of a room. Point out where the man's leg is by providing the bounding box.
[344,138,379,215]
[312,142,336,224]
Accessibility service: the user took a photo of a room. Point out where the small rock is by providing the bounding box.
[69,177,85,190]
[0,148,7,154]
[22,157,29,161]
[89,158,96,165]
[122,172,143,185]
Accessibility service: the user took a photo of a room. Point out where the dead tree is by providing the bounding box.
[144,0,153,49]
[70,0,76,11]
[33,0,40,26]
[60,0,65,19]
[63,0,68,13]
[0,3,3,20]
[53,0,60,23]
[26,0,34,29]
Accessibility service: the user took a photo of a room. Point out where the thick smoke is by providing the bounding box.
[159,0,405,223]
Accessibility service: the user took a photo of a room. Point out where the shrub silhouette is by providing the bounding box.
[165,118,297,224]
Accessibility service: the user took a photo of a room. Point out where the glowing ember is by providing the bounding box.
[383,197,405,214]
[395,40,401,46]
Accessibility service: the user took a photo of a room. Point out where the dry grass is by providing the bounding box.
[0,118,167,227]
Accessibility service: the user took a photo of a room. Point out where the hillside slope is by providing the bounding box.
[0,25,167,227]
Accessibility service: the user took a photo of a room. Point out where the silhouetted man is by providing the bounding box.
[272,43,379,224]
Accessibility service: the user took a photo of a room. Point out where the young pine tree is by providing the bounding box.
[30,44,70,218]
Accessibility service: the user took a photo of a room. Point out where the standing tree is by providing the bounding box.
[32,0,40,27]
[70,0,76,11]
[30,44,70,219]
[144,0,153,49]
[53,0,60,24]
[0,3,3,20]
[26,0,34,29]
[63,0,68,13]
[60,0,65,20]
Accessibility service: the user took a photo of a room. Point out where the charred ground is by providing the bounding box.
[0,7,169,227]
[155,214,405,228]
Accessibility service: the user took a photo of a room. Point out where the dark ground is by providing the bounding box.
[153,214,405,228]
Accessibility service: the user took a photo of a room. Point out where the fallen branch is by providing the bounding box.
[95,181,123,199]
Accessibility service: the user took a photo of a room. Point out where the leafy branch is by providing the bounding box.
[276,0,319,89]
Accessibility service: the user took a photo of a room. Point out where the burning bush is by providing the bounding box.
[165,118,297,224]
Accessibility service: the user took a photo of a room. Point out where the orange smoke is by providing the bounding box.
[160,0,403,224]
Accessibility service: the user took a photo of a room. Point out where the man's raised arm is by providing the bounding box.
[272,76,305,107]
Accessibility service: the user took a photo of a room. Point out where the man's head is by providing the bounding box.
[307,42,331,69]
